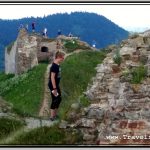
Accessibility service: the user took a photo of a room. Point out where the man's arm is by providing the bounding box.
[51,72,58,96]
[51,72,56,89]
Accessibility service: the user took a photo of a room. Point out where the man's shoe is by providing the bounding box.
[50,117,55,121]
[50,115,59,121]
[54,115,59,119]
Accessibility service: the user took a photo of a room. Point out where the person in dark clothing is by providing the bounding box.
[57,29,61,36]
[48,51,65,121]
[32,22,35,32]
[25,24,28,31]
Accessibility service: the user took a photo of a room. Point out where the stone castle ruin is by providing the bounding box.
[5,28,59,75]
[5,28,90,75]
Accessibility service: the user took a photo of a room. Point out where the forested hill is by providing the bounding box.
[0,12,129,71]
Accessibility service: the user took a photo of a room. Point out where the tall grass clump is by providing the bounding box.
[0,118,25,140]
[64,40,90,52]
[0,73,28,95]
[60,51,106,118]
[10,126,82,145]
[0,63,47,117]
[131,65,147,84]
[113,49,122,66]
[0,72,14,82]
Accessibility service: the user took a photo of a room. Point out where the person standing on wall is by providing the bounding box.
[48,51,65,121]
[57,29,61,36]
[43,27,48,37]
[32,22,35,32]
[25,24,28,31]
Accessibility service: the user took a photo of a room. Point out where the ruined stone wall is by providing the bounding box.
[15,29,38,74]
[38,40,57,63]
[5,28,58,75]
[61,30,150,145]
[5,41,17,74]
[84,30,150,145]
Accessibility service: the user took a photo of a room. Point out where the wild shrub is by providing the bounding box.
[10,126,82,145]
[0,118,25,140]
[113,49,122,66]
[0,73,28,95]
[131,65,147,84]
[79,95,91,107]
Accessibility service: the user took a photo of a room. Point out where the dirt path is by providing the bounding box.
[38,49,84,118]
[38,64,51,118]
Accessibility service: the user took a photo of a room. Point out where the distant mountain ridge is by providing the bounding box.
[0,12,129,71]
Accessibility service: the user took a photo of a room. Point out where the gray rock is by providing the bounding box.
[87,108,104,120]
[124,111,139,120]
[59,120,68,129]
[83,133,95,141]
[75,118,96,128]
[71,103,81,110]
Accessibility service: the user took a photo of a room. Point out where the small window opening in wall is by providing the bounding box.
[41,46,48,52]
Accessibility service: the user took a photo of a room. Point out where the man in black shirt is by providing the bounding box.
[48,51,65,121]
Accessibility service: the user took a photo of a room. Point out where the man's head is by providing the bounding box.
[55,51,65,63]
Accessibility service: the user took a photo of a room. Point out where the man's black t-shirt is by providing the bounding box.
[48,63,61,91]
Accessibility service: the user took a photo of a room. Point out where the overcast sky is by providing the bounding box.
[0,4,150,31]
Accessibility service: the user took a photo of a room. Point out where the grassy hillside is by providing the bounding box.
[60,50,106,119]
[0,63,47,117]
[0,51,105,118]
[0,50,106,145]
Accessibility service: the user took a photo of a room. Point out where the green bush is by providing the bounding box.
[121,68,132,82]
[64,40,90,52]
[0,72,14,82]
[79,95,91,107]
[113,49,122,66]
[64,40,78,52]
[0,118,25,140]
[10,126,82,145]
[131,65,147,84]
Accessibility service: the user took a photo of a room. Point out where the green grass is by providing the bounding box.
[0,118,25,140]
[10,126,82,145]
[0,72,14,81]
[0,63,47,117]
[122,65,148,84]
[59,51,106,119]
[64,40,91,52]
[131,65,147,84]
[79,95,91,107]
[113,49,122,66]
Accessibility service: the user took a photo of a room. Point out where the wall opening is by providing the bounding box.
[41,46,48,52]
